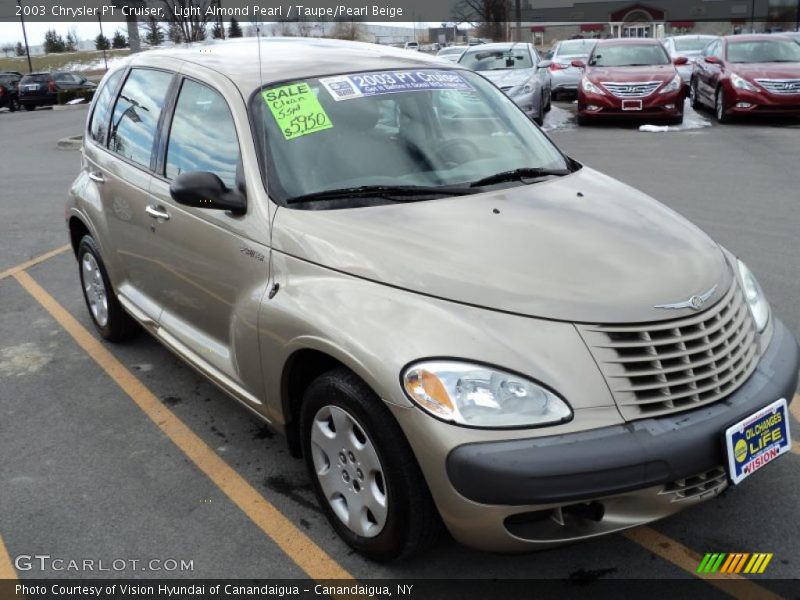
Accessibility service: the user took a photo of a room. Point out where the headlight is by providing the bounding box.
[659,74,682,94]
[731,73,760,93]
[402,361,572,428]
[737,260,770,332]
[581,78,605,95]
[510,82,534,95]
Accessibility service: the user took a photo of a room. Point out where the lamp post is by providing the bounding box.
[16,0,33,73]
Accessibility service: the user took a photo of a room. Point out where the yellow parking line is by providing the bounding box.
[12,270,354,582]
[0,244,70,281]
[623,527,782,600]
[0,535,17,580]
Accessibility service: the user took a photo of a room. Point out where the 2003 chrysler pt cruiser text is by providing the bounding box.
[66,38,799,561]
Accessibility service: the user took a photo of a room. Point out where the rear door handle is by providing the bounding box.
[88,171,105,184]
[145,204,171,221]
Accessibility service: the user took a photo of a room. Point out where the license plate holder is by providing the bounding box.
[724,398,791,485]
[622,99,643,111]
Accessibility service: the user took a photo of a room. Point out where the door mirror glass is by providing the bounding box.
[169,171,246,214]
[673,56,689,65]
[704,55,720,64]
[571,59,586,69]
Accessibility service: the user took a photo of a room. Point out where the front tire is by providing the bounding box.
[301,368,441,562]
[690,79,701,110]
[715,88,731,123]
[9,98,19,112]
[77,235,139,342]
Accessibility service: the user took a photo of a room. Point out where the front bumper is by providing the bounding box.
[578,88,685,120]
[506,90,541,119]
[408,319,798,552]
[725,86,800,116]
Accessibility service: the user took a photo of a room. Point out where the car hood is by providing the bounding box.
[479,68,534,88]
[272,167,732,324]
[587,65,676,82]
[731,62,800,79]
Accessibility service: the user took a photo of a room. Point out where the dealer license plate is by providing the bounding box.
[725,398,791,485]
[622,99,643,111]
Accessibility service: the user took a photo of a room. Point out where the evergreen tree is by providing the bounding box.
[65,30,79,52]
[43,29,67,54]
[143,17,165,46]
[112,30,128,49]
[211,22,224,39]
[95,33,111,51]
[16,42,26,57]
[167,22,183,44]
[228,18,243,38]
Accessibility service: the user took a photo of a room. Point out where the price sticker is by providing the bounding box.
[262,82,333,141]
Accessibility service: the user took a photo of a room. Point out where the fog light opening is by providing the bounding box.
[586,105,601,112]
[562,501,605,522]
[664,104,675,110]
[736,102,753,109]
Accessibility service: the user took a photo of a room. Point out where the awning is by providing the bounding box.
[580,23,605,32]
[530,26,546,32]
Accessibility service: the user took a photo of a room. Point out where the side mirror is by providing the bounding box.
[673,56,689,65]
[537,60,553,69]
[169,171,246,214]
[704,56,721,65]
[571,59,586,69]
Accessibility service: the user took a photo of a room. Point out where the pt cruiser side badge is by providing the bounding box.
[655,285,718,311]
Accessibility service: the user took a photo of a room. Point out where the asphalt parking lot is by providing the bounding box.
[1,103,798,593]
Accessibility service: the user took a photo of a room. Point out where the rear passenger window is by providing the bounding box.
[109,68,173,168]
[165,80,239,189]
[89,69,123,145]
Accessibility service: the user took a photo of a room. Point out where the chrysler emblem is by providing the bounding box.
[655,285,718,311]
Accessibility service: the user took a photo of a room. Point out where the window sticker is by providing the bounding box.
[262,82,333,141]
[320,70,471,101]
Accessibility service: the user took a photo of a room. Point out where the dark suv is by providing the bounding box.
[0,71,22,112]
[18,71,96,111]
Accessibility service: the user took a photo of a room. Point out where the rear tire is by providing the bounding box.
[77,235,139,342]
[301,368,442,562]
[9,98,19,112]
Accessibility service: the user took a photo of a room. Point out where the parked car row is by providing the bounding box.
[0,71,95,112]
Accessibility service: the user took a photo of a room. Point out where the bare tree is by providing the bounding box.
[152,0,214,42]
[1,43,14,58]
[271,20,296,37]
[330,20,366,41]
[453,0,508,42]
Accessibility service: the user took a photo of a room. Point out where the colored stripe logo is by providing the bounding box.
[697,553,773,574]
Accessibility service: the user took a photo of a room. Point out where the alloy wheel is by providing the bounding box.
[82,252,109,327]
[310,405,388,538]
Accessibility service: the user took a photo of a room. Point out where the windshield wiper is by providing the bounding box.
[285,185,477,204]
[469,167,571,188]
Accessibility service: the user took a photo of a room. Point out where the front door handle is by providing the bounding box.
[145,204,170,221]
[88,171,105,184]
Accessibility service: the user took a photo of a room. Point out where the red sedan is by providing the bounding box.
[574,38,687,125]
[690,34,800,122]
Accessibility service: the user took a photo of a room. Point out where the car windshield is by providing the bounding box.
[459,47,533,70]
[0,74,17,84]
[250,69,571,207]
[556,40,597,57]
[589,44,670,66]
[674,38,715,52]
[727,39,800,62]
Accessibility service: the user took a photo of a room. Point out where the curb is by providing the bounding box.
[57,136,83,151]
[53,103,89,111]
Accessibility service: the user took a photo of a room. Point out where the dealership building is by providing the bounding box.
[510,0,798,45]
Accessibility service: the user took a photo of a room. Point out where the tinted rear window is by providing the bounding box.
[21,74,50,84]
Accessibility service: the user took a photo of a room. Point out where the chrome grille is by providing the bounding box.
[754,78,800,95]
[600,81,661,98]
[660,467,727,502]
[579,280,759,419]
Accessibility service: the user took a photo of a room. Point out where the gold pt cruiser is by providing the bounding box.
[66,38,799,561]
